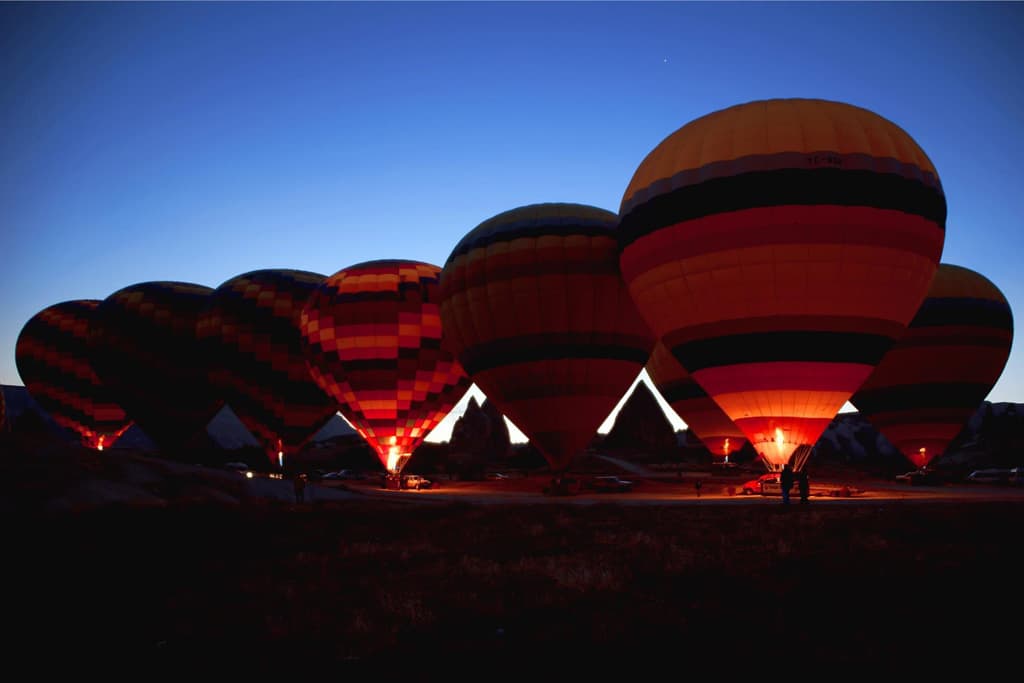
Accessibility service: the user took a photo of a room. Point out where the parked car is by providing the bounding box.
[224,462,252,477]
[585,475,634,493]
[401,474,433,490]
[741,473,781,495]
[966,468,1021,484]
[895,468,948,485]
[322,469,366,481]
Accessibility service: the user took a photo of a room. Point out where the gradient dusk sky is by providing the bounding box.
[3,2,1022,442]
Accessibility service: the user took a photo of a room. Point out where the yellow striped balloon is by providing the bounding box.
[618,99,945,470]
[851,264,1013,469]
[440,203,655,474]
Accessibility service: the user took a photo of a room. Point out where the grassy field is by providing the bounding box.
[7,495,1022,671]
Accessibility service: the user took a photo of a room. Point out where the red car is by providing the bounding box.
[741,473,783,495]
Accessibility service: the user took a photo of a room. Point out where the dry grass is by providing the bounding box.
[5,497,1022,671]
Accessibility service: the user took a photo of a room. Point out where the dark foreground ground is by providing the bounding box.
[2,437,1021,672]
[6,495,1022,673]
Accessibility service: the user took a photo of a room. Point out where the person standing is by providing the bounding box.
[294,473,307,504]
[797,469,810,504]
[780,463,794,505]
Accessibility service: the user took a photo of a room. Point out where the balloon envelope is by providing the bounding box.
[198,269,339,465]
[645,339,746,460]
[440,203,654,473]
[15,300,132,449]
[851,264,1013,469]
[618,98,946,470]
[300,260,471,473]
[90,282,223,455]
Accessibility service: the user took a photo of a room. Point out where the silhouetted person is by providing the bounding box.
[797,469,809,504]
[695,479,703,498]
[294,473,307,504]
[780,463,794,505]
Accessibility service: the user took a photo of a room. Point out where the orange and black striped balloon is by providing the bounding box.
[645,340,746,461]
[15,300,131,449]
[90,282,223,455]
[198,269,339,465]
[300,260,471,473]
[618,99,945,470]
[440,203,655,473]
[851,264,1013,469]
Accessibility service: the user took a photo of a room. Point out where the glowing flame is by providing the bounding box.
[246,471,254,479]
[97,435,105,452]
[723,438,730,455]
[385,436,408,473]
[919,447,926,456]
[278,451,284,468]
[775,428,784,452]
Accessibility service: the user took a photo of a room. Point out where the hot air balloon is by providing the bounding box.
[439,203,655,486]
[90,282,223,456]
[645,340,747,463]
[618,98,946,472]
[300,260,471,477]
[851,264,1013,469]
[15,300,132,450]
[198,269,339,467]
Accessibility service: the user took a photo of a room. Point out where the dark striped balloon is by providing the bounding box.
[440,203,655,474]
[645,339,746,461]
[90,282,223,456]
[618,99,945,471]
[851,264,1013,469]
[15,300,132,449]
[300,260,471,473]
[198,269,339,466]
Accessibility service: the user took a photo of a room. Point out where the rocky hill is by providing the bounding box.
[814,401,1024,474]
[600,381,678,461]
[4,384,1021,476]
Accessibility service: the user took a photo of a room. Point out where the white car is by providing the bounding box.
[402,474,433,490]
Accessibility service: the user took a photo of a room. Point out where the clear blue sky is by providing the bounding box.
[3,2,1022,443]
